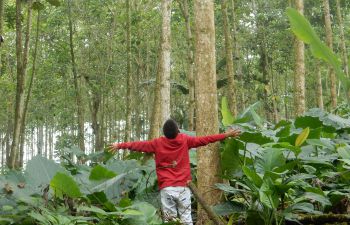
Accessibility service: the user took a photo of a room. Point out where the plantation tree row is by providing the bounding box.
[0,0,349,223]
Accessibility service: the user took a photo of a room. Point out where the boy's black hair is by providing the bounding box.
[163,119,179,139]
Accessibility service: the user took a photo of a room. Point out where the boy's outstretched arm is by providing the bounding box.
[108,140,156,154]
[187,128,240,149]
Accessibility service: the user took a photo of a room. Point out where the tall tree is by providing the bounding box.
[194,0,222,224]
[149,0,172,140]
[178,0,195,130]
[316,61,324,110]
[323,0,337,108]
[9,0,33,168]
[335,0,349,83]
[221,0,237,117]
[67,0,85,152]
[124,0,132,143]
[19,9,41,167]
[0,0,4,76]
[293,0,305,116]
[159,0,172,124]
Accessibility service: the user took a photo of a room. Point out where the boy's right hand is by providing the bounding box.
[224,128,241,138]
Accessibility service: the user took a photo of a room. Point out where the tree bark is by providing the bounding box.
[194,0,222,224]
[68,0,85,152]
[159,0,172,124]
[124,0,132,144]
[37,125,43,156]
[0,0,4,76]
[9,0,33,169]
[293,0,305,116]
[316,61,324,110]
[221,0,237,117]
[19,10,40,167]
[335,0,349,98]
[178,0,195,130]
[323,0,337,108]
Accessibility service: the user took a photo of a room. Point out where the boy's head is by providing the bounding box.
[163,119,179,139]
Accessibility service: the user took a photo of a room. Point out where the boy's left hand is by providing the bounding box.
[107,143,119,154]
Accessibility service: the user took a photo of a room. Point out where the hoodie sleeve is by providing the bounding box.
[186,134,226,149]
[117,139,156,153]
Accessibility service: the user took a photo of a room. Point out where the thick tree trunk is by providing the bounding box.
[159,0,172,124]
[293,0,305,116]
[335,0,349,98]
[149,0,172,141]
[68,0,85,152]
[316,62,324,110]
[221,0,237,117]
[323,0,337,108]
[9,0,33,169]
[124,0,132,143]
[178,0,195,130]
[194,0,222,224]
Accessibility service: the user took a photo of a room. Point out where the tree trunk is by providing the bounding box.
[293,0,305,116]
[149,0,172,140]
[159,0,172,124]
[19,10,40,167]
[194,0,222,224]
[0,0,4,76]
[9,0,33,169]
[323,0,337,108]
[124,0,132,143]
[335,0,349,97]
[178,0,195,130]
[221,0,237,117]
[91,93,101,151]
[68,0,85,152]
[37,125,43,156]
[316,61,324,110]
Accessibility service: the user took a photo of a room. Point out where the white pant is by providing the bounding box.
[160,186,193,225]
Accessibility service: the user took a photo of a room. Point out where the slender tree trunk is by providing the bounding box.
[323,0,337,108]
[221,0,237,117]
[91,93,101,151]
[293,0,305,116]
[68,0,85,152]
[37,125,43,156]
[159,0,172,124]
[19,10,40,167]
[316,62,324,110]
[0,0,4,76]
[9,0,33,169]
[194,0,222,224]
[178,0,195,130]
[124,0,132,143]
[335,0,349,97]
[49,127,53,159]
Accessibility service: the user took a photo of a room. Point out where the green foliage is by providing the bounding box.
[217,105,350,224]
[89,165,117,181]
[221,96,235,126]
[50,172,82,198]
[286,7,350,93]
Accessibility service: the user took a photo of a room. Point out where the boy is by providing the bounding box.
[108,119,240,225]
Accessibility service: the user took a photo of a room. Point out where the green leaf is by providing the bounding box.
[50,172,82,198]
[46,0,60,6]
[337,144,350,160]
[257,148,285,173]
[215,183,249,194]
[78,206,107,215]
[221,97,234,126]
[221,139,241,177]
[242,166,262,188]
[295,127,310,147]
[89,165,117,181]
[286,8,350,92]
[26,156,64,192]
[238,131,273,145]
[296,192,331,206]
[32,2,45,10]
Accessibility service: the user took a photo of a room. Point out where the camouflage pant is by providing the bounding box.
[160,186,193,225]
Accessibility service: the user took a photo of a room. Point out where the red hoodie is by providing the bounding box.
[117,133,226,190]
